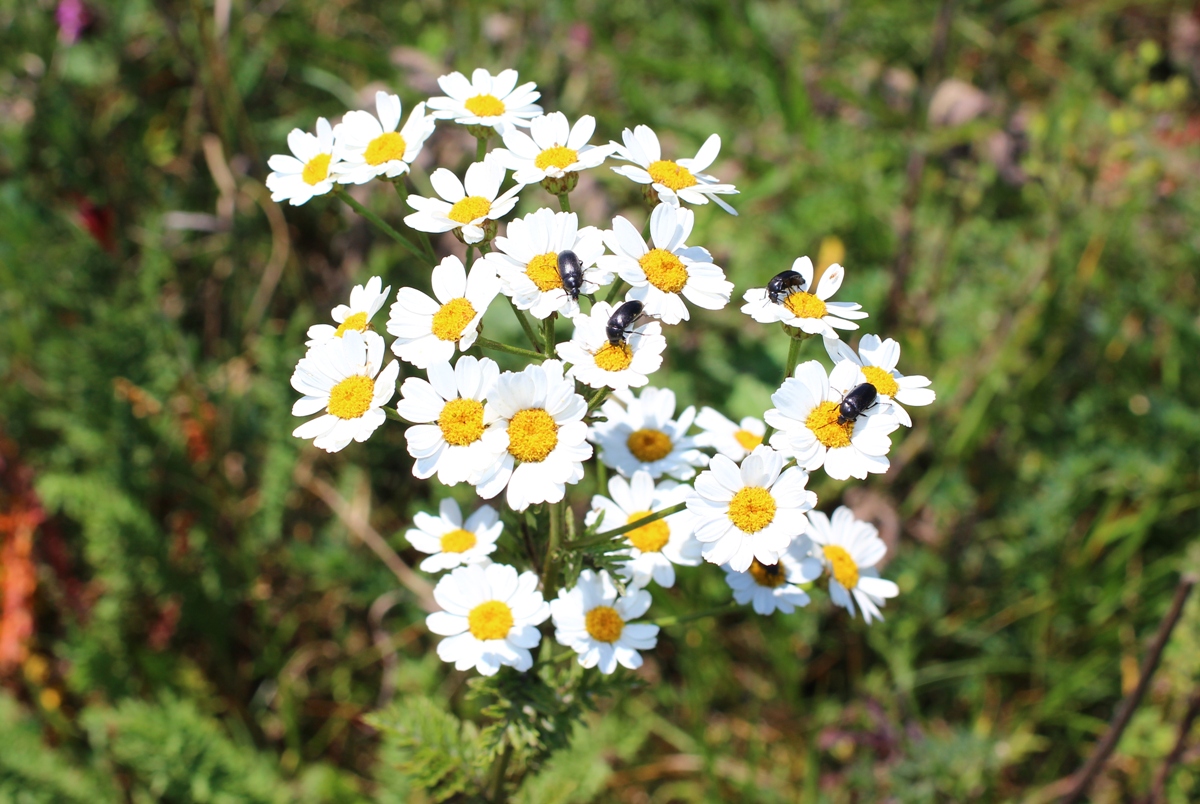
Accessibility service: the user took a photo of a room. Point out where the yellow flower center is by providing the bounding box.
[334,311,369,337]
[430,297,477,341]
[525,252,562,291]
[783,291,827,319]
[302,152,332,185]
[467,600,513,640]
[363,132,407,166]
[748,558,787,588]
[507,408,558,463]
[326,375,375,419]
[626,428,673,463]
[733,429,763,451]
[440,528,477,554]
[647,159,698,191]
[625,510,670,553]
[447,196,492,224]
[861,365,899,398]
[805,400,854,448]
[584,605,624,643]
[823,545,860,589]
[464,93,506,118]
[638,249,689,294]
[727,486,777,534]
[437,398,485,446]
[593,342,633,372]
[534,145,579,171]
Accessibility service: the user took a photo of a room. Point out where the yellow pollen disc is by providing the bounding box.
[733,429,763,451]
[805,400,854,449]
[334,311,369,337]
[594,342,633,372]
[638,249,689,294]
[748,558,787,588]
[507,408,559,463]
[823,545,860,589]
[626,428,673,463]
[440,528,477,554]
[437,397,485,446]
[302,152,332,185]
[326,375,375,420]
[363,131,407,166]
[783,291,827,319]
[525,252,562,291]
[625,510,670,553]
[727,486,777,534]
[647,159,698,191]
[534,145,579,171]
[861,365,899,398]
[467,600,513,640]
[431,297,477,341]
[464,93,506,118]
[584,605,624,643]
[447,195,492,224]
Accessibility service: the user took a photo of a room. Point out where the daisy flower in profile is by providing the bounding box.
[266,117,339,206]
[806,506,899,624]
[494,112,616,187]
[590,386,707,481]
[395,356,500,485]
[290,331,398,453]
[426,563,549,676]
[305,275,391,347]
[474,360,593,512]
[741,256,867,339]
[405,498,501,573]
[693,407,766,463]
[765,360,900,481]
[404,156,519,244]
[610,125,739,214]
[824,334,935,427]
[557,301,666,391]
[686,445,817,572]
[386,255,499,369]
[585,471,700,589]
[599,203,733,325]
[723,534,823,615]
[483,208,610,320]
[332,91,435,185]
[426,68,542,134]
[550,570,659,674]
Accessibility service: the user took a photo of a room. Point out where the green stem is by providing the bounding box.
[476,134,489,162]
[391,180,437,262]
[566,502,687,551]
[763,334,807,442]
[595,458,607,495]
[542,313,556,356]
[541,501,564,599]
[651,602,741,628]
[557,193,572,213]
[475,337,546,362]
[586,387,611,415]
[385,407,403,422]
[334,187,430,266]
[507,298,543,351]
[466,244,476,269]
[604,279,626,305]
[488,740,512,803]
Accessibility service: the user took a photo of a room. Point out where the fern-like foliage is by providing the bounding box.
[0,693,118,803]
[365,696,483,803]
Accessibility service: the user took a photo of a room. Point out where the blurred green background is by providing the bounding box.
[2,0,1199,801]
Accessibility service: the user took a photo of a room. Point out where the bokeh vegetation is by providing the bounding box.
[2,1,1199,801]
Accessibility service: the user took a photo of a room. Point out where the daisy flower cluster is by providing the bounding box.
[273,67,934,690]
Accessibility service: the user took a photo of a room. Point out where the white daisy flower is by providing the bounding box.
[494,112,616,186]
[305,275,391,347]
[404,156,519,244]
[550,569,659,674]
[395,356,500,485]
[806,506,899,624]
[557,301,666,391]
[765,360,900,481]
[266,117,340,206]
[585,471,700,589]
[823,334,936,427]
[693,407,766,462]
[686,445,817,572]
[610,124,739,214]
[741,256,867,339]
[405,498,501,573]
[598,203,733,325]
[426,68,542,134]
[483,208,610,320]
[590,386,707,481]
[290,330,399,453]
[723,534,823,615]
[426,563,550,676]
[386,255,499,369]
[474,360,593,512]
[331,91,435,185]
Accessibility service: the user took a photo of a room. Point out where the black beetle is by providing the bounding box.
[767,269,806,304]
[557,250,585,300]
[837,382,878,425]
[606,300,646,346]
